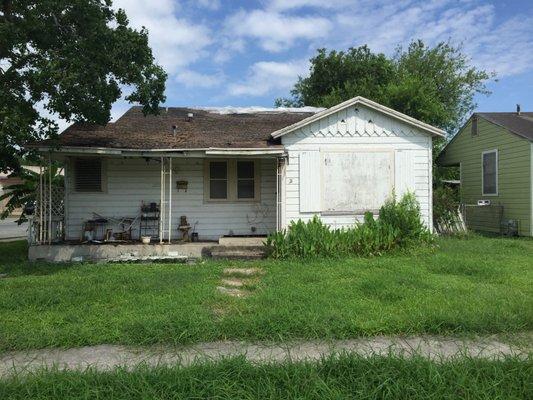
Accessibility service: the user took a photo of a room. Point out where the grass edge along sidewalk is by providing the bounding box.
[0,353,531,400]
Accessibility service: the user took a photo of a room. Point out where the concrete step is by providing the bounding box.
[209,246,266,260]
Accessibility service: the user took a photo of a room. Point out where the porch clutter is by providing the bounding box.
[178,215,191,242]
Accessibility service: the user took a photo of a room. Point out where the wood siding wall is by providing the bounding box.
[64,157,277,241]
[439,117,532,236]
[281,104,433,230]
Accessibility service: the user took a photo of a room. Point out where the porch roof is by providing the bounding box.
[29,106,318,152]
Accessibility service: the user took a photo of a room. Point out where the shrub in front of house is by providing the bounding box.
[266,193,433,259]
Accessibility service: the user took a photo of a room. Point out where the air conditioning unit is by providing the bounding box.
[477,199,491,206]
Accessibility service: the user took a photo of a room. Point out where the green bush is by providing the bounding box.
[433,185,460,227]
[266,193,433,259]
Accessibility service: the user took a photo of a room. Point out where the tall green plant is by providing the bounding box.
[266,193,432,259]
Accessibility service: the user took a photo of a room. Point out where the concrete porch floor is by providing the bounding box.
[28,237,267,263]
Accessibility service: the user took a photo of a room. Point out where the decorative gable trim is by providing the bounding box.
[289,105,423,138]
[271,96,445,139]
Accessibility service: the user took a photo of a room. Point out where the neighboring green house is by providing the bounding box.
[437,109,533,236]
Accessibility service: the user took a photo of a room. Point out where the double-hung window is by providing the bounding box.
[237,161,255,199]
[205,160,259,201]
[482,150,498,196]
[209,161,228,199]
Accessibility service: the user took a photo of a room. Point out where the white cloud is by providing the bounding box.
[331,1,533,77]
[175,70,224,88]
[228,60,309,96]
[113,0,212,74]
[225,9,332,52]
[195,0,220,10]
[265,0,355,11]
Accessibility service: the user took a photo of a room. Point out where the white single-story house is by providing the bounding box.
[28,96,444,261]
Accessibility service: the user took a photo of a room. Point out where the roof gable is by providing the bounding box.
[477,112,533,141]
[270,96,445,139]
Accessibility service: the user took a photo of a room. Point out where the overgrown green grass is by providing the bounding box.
[0,236,532,351]
[1,354,531,399]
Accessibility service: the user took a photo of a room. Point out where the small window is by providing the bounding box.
[209,161,228,199]
[471,116,478,137]
[482,150,498,195]
[237,161,255,199]
[74,158,103,192]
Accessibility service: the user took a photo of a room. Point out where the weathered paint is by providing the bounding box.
[281,104,433,230]
[64,157,277,241]
[438,117,532,236]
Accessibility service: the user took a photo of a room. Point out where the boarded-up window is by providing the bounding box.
[74,158,103,192]
[482,150,498,195]
[209,161,228,199]
[322,151,393,213]
[299,151,321,212]
[394,150,416,197]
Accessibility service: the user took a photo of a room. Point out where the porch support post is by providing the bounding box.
[159,156,164,243]
[168,157,172,242]
[276,156,286,231]
[39,164,43,244]
[48,154,52,244]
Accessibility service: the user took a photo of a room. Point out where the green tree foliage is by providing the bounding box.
[277,40,493,135]
[0,0,167,173]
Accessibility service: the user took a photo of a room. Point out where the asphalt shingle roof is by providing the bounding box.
[35,107,319,150]
[477,112,533,141]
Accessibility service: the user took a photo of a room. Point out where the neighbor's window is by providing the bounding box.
[482,150,498,195]
[74,158,103,192]
[209,161,228,199]
[237,161,255,199]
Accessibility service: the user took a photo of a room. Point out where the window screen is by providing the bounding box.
[209,161,228,199]
[74,158,102,192]
[482,151,497,195]
[237,161,255,199]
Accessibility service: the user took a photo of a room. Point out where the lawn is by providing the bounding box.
[0,236,532,351]
[1,354,531,399]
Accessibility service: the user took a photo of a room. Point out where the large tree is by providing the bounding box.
[0,0,167,173]
[277,40,493,134]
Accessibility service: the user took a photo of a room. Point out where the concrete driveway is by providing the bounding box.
[0,217,28,241]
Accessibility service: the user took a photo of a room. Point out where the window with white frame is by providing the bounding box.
[482,150,498,195]
[205,160,260,201]
[74,158,104,192]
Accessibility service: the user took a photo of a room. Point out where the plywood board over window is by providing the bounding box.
[321,150,394,214]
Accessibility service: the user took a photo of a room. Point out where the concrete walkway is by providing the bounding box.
[1,334,530,377]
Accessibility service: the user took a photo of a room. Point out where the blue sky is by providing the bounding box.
[109,0,533,122]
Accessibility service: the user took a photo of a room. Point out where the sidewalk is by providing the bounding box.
[1,334,530,378]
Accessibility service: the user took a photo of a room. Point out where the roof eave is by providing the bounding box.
[31,145,286,157]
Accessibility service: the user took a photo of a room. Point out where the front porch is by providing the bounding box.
[28,236,267,262]
[30,149,286,261]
